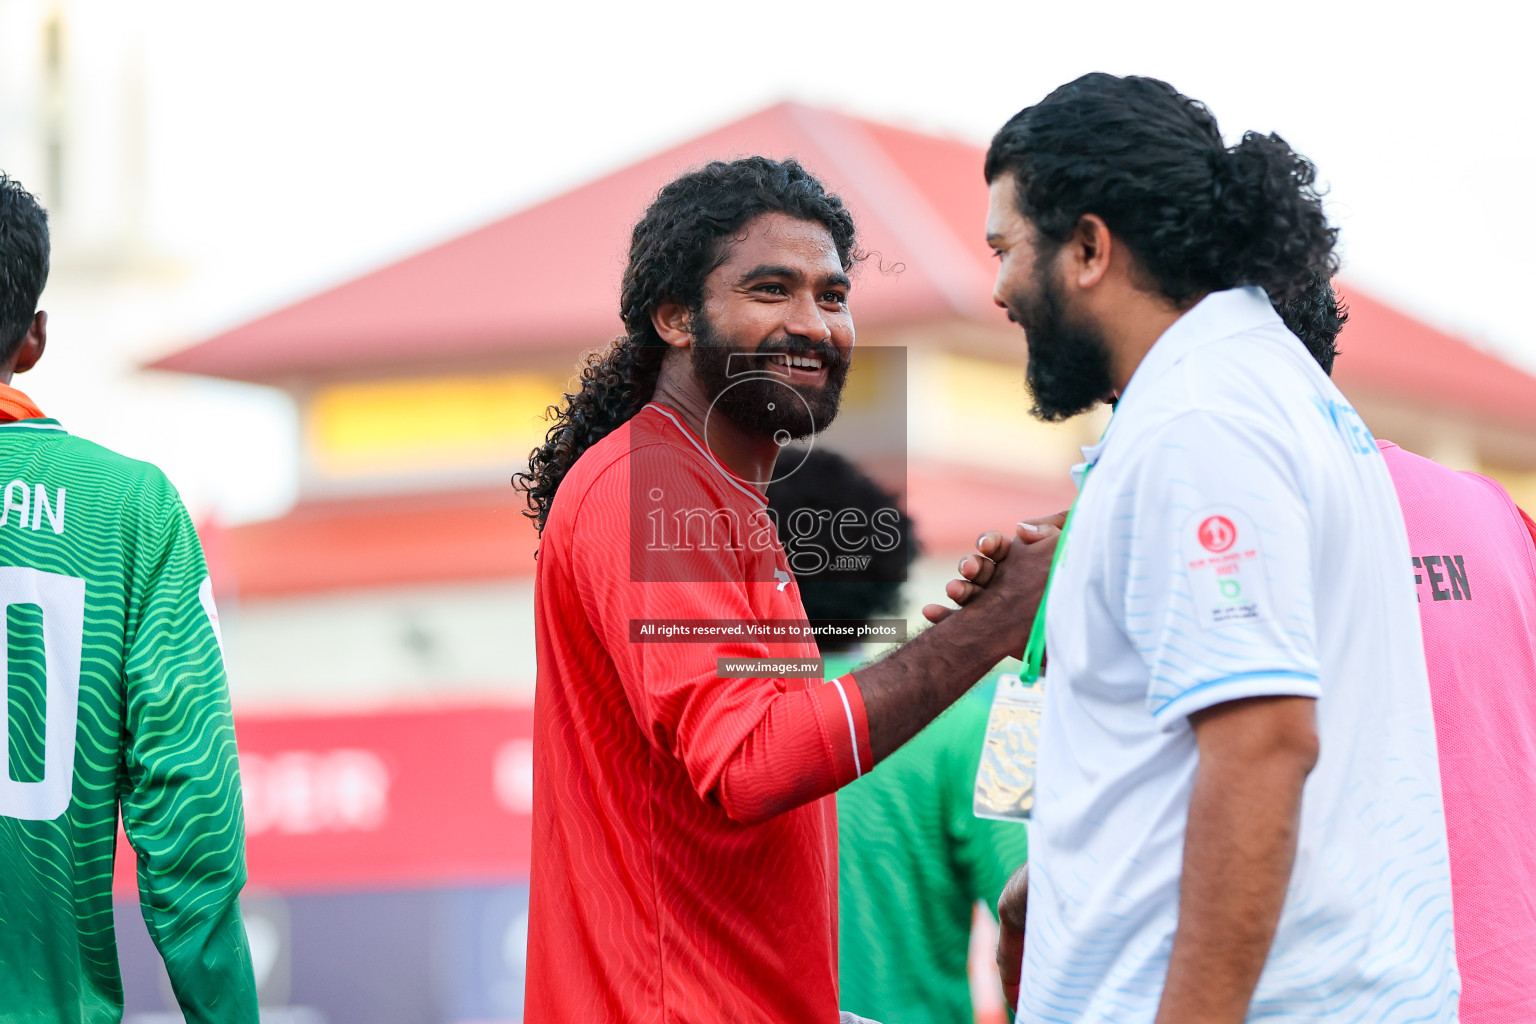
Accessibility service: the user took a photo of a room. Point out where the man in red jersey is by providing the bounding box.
[514,157,1054,1022]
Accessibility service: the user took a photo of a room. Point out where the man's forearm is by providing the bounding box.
[1156,697,1318,1024]
[996,863,1029,1012]
[681,549,1044,821]
[710,614,1021,820]
[855,600,1025,762]
[711,679,869,824]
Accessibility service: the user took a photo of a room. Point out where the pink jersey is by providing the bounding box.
[1380,439,1536,1023]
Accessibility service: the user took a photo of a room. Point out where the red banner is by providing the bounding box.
[114,704,535,895]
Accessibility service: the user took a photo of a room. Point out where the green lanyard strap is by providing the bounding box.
[1021,463,1093,685]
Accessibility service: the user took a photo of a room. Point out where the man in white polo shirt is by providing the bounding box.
[969,74,1458,1023]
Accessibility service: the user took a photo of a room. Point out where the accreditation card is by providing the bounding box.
[973,672,1044,822]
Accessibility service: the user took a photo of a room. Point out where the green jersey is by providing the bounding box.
[0,417,257,1023]
[832,657,1029,1024]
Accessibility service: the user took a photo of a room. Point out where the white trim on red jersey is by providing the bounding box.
[831,676,863,778]
[644,403,768,507]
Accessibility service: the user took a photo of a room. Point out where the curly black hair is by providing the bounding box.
[0,174,49,361]
[513,156,859,533]
[985,74,1337,305]
[1273,275,1348,376]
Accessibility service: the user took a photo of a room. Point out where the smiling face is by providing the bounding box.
[688,212,854,441]
[986,174,1116,421]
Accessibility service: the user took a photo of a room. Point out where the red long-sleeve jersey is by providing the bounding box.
[525,403,872,1023]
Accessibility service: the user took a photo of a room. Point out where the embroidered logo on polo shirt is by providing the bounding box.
[1197,515,1237,553]
[1184,507,1273,629]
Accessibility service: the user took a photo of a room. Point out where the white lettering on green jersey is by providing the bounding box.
[0,478,65,534]
[0,418,258,1023]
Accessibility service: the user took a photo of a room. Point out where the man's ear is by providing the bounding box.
[1066,214,1114,291]
[651,300,693,349]
[11,311,46,375]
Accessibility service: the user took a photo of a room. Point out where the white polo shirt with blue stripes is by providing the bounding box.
[1021,287,1459,1023]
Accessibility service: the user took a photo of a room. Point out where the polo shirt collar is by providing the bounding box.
[1091,286,1279,463]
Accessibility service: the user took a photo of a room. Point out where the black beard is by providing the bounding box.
[1007,263,1116,422]
[689,312,849,441]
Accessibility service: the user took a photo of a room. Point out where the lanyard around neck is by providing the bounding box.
[1020,456,1098,685]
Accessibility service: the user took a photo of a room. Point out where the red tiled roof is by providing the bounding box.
[151,102,999,384]
[905,459,1079,552]
[207,488,539,597]
[1331,284,1536,429]
[153,101,1536,434]
[206,460,1070,597]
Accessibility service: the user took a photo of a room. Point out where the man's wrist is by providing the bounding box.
[953,595,1031,666]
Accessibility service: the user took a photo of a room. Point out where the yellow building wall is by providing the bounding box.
[1489,469,1536,512]
[301,350,1100,491]
[307,372,566,479]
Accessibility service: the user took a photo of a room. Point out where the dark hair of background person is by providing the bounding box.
[1273,275,1348,376]
[984,73,1337,306]
[765,447,920,653]
[0,173,50,362]
[513,157,860,534]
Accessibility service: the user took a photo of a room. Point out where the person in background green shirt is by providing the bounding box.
[0,173,257,1023]
[767,448,1028,1024]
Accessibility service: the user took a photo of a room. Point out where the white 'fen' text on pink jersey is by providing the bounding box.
[1023,288,1459,1023]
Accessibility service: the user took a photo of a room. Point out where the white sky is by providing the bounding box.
[18,0,1536,521]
